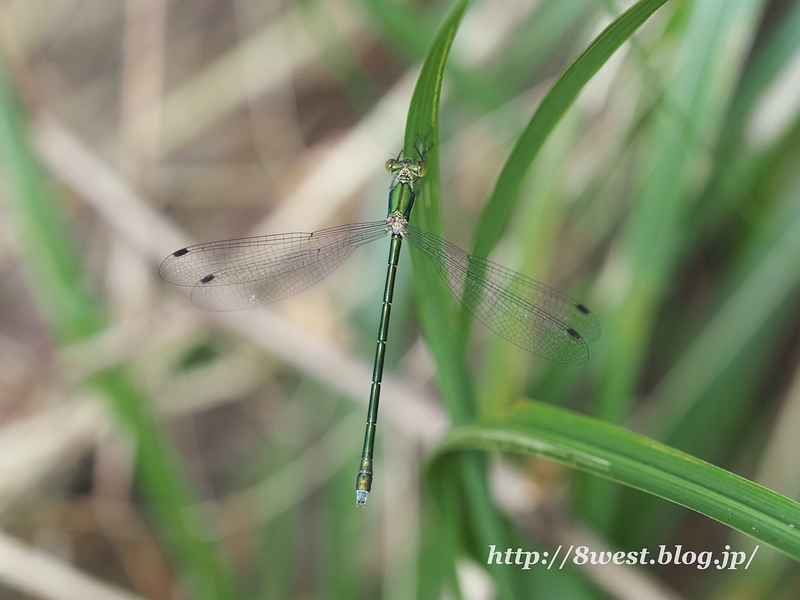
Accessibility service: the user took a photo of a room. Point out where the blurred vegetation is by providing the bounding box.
[0,0,799,599]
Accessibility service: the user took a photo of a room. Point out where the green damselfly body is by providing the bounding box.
[160,151,600,506]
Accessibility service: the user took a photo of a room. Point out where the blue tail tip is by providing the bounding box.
[356,490,369,506]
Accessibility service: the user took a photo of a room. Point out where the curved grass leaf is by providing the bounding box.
[472,0,669,259]
[401,4,527,599]
[434,400,800,561]
[404,0,474,421]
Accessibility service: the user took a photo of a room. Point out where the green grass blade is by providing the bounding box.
[471,0,669,259]
[692,0,800,236]
[402,4,527,599]
[404,0,473,422]
[434,400,800,561]
[586,0,764,531]
[638,193,800,439]
[724,0,800,134]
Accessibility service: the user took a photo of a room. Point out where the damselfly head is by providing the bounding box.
[386,157,427,184]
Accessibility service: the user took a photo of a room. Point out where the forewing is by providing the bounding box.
[160,221,387,311]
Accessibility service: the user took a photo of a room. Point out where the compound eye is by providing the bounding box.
[385,158,396,173]
[416,161,428,177]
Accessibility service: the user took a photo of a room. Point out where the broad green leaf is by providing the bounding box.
[434,400,800,561]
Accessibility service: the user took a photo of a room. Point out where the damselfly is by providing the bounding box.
[160,153,600,506]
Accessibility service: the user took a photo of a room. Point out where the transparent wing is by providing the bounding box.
[160,221,387,311]
[405,226,600,364]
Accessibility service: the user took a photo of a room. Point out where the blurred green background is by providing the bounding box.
[0,0,799,598]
